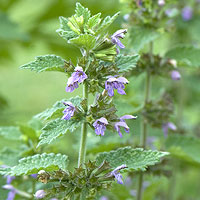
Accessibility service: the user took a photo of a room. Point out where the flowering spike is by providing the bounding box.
[111,29,127,52]
[115,121,129,137]
[62,102,76,120]
[105,76,129,97]
[93,117,108,136]
[34,190,46,199]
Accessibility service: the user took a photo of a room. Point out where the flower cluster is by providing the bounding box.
[62,102,76,120]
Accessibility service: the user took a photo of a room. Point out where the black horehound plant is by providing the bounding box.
[0,3,169,200]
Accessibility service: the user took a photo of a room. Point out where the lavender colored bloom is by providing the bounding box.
[124,176,132,186]
[120,115,137,121]
[115,121,130,137]
[162,122,177,137]
[105,76,129,97]
[93,117,108,136]
[130,190,137,197]
[34,190,46,199]
[2,185,17,200]
[66,67,87,93]
[6,176,15,184]
[111,29,127,49]
[182,6,193,21]
[171,70,181,81]
[111,164,127,184]
[158,0,165,6]
[62,102,76,120]
[100,196,109,200]
[31,174,38,178]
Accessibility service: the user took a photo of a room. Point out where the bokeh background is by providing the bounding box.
[0,0,200,199]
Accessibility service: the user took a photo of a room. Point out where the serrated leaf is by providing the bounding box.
[0,153,68,176]
[116,54,140,73]
[129,26,160,52]
[96,12,120,35]
[0,126,22,140]
[20,55,66,73]
[165,46,200,67]
[87,13,101,30]
[75,2,91,23]
[96,147,169,171]
[35,96,83,121]
[166,135,200,165]
[69,34,96,50]
[37,119,82,147]
[56,16,79,41]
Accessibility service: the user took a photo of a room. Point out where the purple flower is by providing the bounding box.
[115,121,130,137]
[158,0,165,6]
[34,190,46,199]
[100,196,109,200]
[93,117,108,136]
[162,122,177,137]
[2,185,17,200]
[182,6,193,21]
[171,70,181,81]
[6,176,15,184]
[31,174,38,178]
[66,67,87,93]
[111,164,127,184]
[111,29,127,49]
[62,102,76,120]
[105,76,129,97]
[120,115,137,121]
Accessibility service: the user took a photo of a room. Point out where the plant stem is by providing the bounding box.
[78,83,88,167]
[136,42,153,200]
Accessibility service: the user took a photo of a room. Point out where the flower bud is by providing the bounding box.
[171,70,181,81]
[158,0,165,6]
[34,190,46,199]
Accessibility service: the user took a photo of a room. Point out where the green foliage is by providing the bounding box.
[35,97,83,121]
[0,126,22,140]
[129,26,160,52]
[165,46,200,67]
[69,34,96,50]
[96,147,169,171]
[75,2,91,23]
[116,54,140,73]
[0,153,68,176]
[96,12,120,35]
[166,135,200,165]
[87,13,102,32]
[20,55,66,73]
[37,119,82,147]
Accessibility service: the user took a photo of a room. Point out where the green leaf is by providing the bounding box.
[75,2,91,23]
[116,54,140,73]
[37,119,82,147]
[69,34,96,50]
[165,135,200,165]
[96,147,169,171]
[129,26,160,52]
[20,55,66,73]
[56,16,79,41]
[0,153,68,176]
[165,46,200,67]
[0,126,22,140]
[0,148,21,166]
[96,12,120,35]
[35,96,83,121]
[87,13,101,30]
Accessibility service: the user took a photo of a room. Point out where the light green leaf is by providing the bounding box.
[35,96,83,121]
[37,119,82,147]
[0,126,22,140]
[0,153,68,176]
[96,12,120,35]
[20,55,66,73]
[166,135,200,165]
[56,16,78,41]
[75,2,91,23]
[96,147,169,171]
[69,34,96,50]
[87,13,101,30]
[116,54,140,73]
[129,26,160,52]
[165,46,200,67]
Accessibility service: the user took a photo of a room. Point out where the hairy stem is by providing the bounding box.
[136,42,153,200]
[78,83,88,167]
